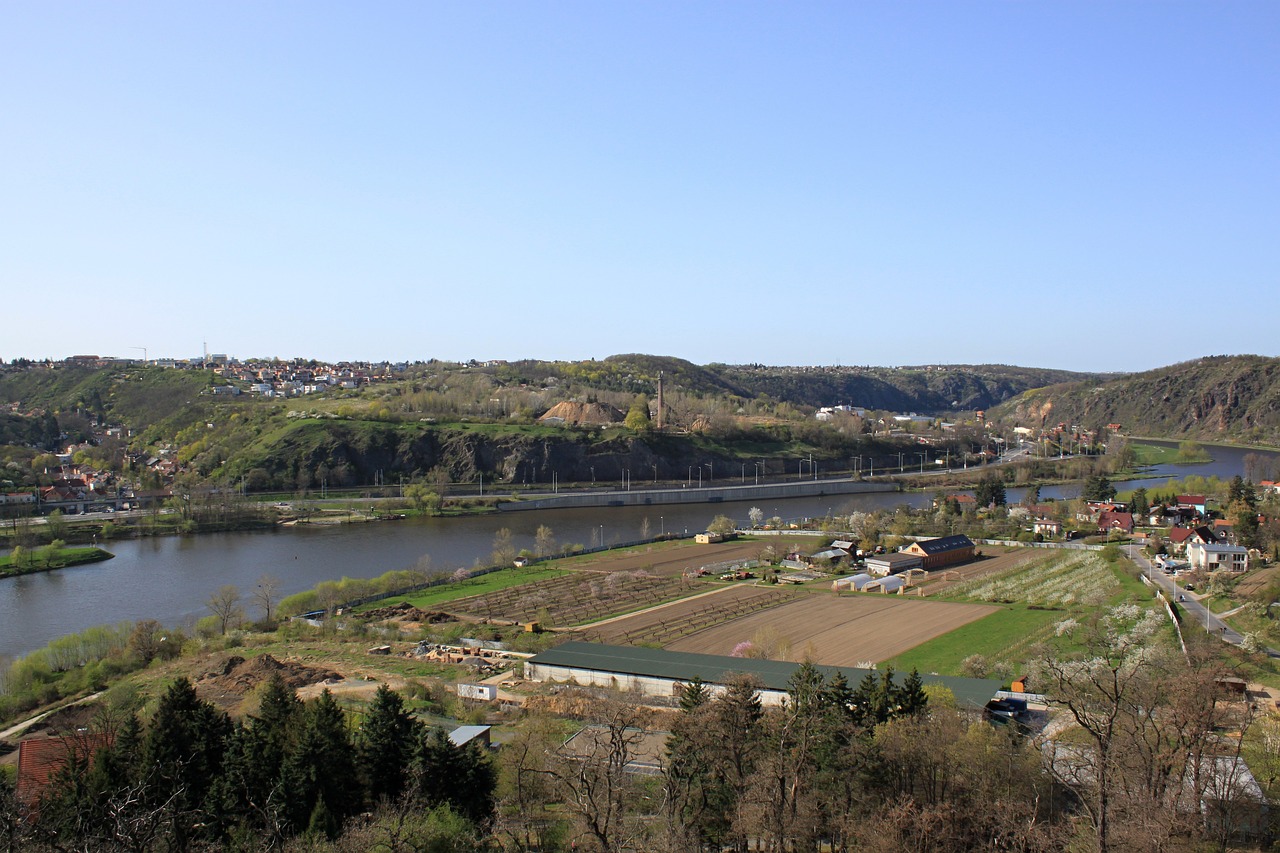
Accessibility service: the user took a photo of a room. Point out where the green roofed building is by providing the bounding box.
[524,641,1001,709]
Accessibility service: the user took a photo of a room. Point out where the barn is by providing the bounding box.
[902,534,976,570]
[523,641,1001,709]
[865,552,924,577]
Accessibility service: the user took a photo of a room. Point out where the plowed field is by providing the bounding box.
[654,594,996,666]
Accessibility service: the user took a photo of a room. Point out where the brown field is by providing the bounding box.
[912,547,1042,597]
[657,594,997,666]
[562,537,811,578]
[1234,565,1278,598]
[581,584,803,646]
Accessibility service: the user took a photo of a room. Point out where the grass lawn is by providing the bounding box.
[1128,442,1182,466]
[357,565,568,612]
[884,605,1061,678]
[0,546,113,577]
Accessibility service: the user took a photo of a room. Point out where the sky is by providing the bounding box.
[2,2,1277,372]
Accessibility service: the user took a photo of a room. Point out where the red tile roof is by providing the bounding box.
[16,732,112,805]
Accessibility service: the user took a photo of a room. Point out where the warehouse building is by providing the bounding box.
[902,534,976,570]
[524,641,1001,708]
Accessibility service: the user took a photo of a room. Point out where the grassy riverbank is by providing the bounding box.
[0,546,113,578]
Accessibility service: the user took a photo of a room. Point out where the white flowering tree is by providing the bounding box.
[1035,605,1248,852]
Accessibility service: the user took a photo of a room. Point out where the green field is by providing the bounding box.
[0,546,113,577]
[356,564,567,612]
[886,605,1060,677]
[888,550,1164,678]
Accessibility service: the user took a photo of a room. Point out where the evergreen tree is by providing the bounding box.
[141,677,232,844]
[1083,475,1117,502]
[413,728,497,825]
[280,689,362,835]
[897,669,929,716]
[975,473,1007,507]
[358,684,420,803]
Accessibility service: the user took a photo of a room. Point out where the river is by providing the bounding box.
[3,440,1275,660]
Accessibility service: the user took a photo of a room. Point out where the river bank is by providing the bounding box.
[0,546,113,579]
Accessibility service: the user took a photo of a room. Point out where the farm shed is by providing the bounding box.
[902,534,976,570]
[523,641,1002,709]
[832,573,874,591]
[810,548,848,563]
[865,552,923,577]
[864,576,906,594]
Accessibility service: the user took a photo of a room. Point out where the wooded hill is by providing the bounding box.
[991,355,1280,445]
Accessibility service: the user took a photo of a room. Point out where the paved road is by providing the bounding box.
[1123,544,1280,656]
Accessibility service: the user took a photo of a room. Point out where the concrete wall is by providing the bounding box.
[524,661,792,706]
[499,479,898,512]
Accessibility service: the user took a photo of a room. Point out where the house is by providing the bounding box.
[1187,541,1250,573]
[901,534,976,570]
[17,733,113,807]
[1096,511,1134,535]
[1175,495,1209,516]
[1033,518,1063,538]
[695,531,725,544]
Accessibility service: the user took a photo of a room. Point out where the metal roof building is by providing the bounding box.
[524,641,1001,709]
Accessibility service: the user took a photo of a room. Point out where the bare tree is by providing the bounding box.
[206,584,243,635]
[548,699,659,853]
[253,574,281,624]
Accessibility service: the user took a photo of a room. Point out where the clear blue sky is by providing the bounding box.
[3,2,1276,372]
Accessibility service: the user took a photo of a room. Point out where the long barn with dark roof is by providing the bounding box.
[524,641,1001,708]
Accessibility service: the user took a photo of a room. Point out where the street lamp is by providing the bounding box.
[917,452,926,473]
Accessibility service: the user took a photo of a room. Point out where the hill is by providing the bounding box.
[992,355,1280,445]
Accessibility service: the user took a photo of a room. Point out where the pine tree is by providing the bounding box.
[413,728,497,825]
[280,690,361,835]
[141,677,232,844]
[897,669,929,716]
[358,684,420,803]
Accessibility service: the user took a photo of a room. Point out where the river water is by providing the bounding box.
[2,440,1276,660]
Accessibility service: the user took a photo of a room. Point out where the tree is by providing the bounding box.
[491,528,516,565]
[413,728,497,825]
[748,507,765,528]
[280,689,362,835]
[405,483,431,512]
[1034,605,1205,853]
[206,584,243,635]
[142,677,232,844]
[252,573,281,625]
[359,685,421,804]
[974,473,1007,508]
[1130,486,1149,518]
[624,396,652,432]
[534,524,556,558]
[1083,475,1117,502]
[707,515,736,538]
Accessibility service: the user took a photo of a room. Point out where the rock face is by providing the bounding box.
[994,356,1280,442]
[538,401,624,426]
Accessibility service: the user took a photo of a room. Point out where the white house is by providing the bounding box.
[1187,541,1250,573]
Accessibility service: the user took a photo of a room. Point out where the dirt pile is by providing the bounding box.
[200,653,342,696]
[539,400,624,426]
[361,601,457,623]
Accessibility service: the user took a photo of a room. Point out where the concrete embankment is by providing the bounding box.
[497,478,899,512]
